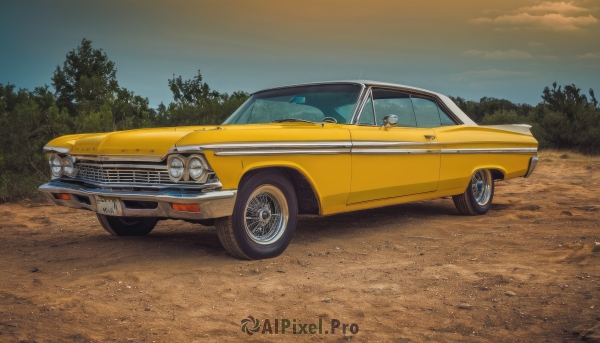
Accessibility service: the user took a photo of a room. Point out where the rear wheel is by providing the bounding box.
[216,170,298,260]
[452,169,494,215]
[97,214,158,236]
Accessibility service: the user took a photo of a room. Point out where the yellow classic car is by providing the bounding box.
[39,81,538,259]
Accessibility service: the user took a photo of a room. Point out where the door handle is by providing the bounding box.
[424,135,436,140]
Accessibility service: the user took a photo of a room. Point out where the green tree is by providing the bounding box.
[0,84,70,201]
[157,70,249,126]
[52,38,119,116]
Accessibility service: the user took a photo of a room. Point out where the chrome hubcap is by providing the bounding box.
[244,185,288,245]
[471,169,492,206]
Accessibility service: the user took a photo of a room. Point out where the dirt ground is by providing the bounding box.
[1,150,599,342]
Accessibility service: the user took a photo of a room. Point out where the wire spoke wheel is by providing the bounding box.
[452,169,495,216]
[244,185,289,245]
[470,169,492,206]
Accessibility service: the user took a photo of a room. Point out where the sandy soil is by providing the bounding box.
[1,150,599,342]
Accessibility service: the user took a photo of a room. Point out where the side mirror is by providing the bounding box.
[382,114,398,129]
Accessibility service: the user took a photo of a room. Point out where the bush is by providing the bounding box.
[451,83,600,154]
[0,40,249,202]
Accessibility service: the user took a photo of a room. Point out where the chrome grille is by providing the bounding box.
[75,164,171,185]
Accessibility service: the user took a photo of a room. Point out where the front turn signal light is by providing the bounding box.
[171,203,200,212]
[52,193,71,200]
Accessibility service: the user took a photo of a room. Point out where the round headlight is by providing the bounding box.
[188,157,205,180]
[62,156,77,177]
[49,155,63,177]
[168,156,185,180]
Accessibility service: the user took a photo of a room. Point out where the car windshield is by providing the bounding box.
[222,84,362,125]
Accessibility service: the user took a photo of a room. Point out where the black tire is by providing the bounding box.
[215,170,298,260]
[97,214,158,236]
[452,169,495,215]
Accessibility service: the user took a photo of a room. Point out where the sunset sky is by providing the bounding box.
[1,0,599,105]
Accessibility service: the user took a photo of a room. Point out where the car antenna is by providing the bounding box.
[358,70,363,80]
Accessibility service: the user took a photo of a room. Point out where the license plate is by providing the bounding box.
[96,196,123,216]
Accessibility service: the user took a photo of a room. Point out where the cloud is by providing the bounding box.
[519,1,589,14]
[468,1,598,31]
[452,69,533,82]
[528,42,546,48]
[469,13,597,31]
[464,49,557,60]
[464,49,534,60]
[576,52,600,58]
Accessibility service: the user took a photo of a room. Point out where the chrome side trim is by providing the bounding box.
[215,148,351,156]
[43,146,70,154]
[440,148,537,154]
[66,142,539,161]
[352,141,439,147]
[352,149,438,155]
[524,156,539,178]
[177,142,537,156]
[38,180,236,220]
[175,141,353,152]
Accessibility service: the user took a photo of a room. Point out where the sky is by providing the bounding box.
[1,0,599,106]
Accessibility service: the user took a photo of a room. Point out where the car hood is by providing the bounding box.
[45,123,351,160]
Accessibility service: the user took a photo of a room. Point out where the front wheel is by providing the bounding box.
[452,169,495,215]
[97,214,158,236]
[216,170,298,260]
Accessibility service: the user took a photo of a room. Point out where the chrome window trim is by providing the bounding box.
[361,85,461,126]
[352,88,376,125]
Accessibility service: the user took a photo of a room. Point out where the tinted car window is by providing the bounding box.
[223,84,361,124]
[412,97,442,128]
[358,92,376,125]
[439,106,457,126]
[372,89,416,127]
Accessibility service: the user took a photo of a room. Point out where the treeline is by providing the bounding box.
[451,84,600,154]
[0,39,248,201]
[1,38,599,201]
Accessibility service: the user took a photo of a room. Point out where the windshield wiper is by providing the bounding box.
[271,118,314,123]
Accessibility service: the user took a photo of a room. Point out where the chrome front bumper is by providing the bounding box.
[38,180,237,220]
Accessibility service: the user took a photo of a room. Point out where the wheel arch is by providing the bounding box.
[489,169,505,181]
[459,166,505,190]
[239,163,321,215]
[470,166,506,180]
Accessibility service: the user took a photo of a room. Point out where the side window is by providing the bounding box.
[412,97,441,128]
[439,106,457,126]
[358,92,376,125]
[372,89,416,127]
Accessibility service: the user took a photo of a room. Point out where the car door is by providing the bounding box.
[347,88,440,204]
